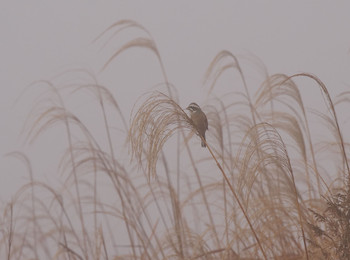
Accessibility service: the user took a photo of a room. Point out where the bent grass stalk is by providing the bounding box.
[200,135,268,260]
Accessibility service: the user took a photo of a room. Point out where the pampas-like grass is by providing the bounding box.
[2,20,350,259]
[128,92,194,179]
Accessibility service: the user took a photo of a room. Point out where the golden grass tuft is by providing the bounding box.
[128,92,194,179]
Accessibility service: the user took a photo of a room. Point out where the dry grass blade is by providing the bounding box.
[128,92,193,179]
[204,50,246,94]
[93,19,152,46]
[101,37,160,72]
[287,73,350,187]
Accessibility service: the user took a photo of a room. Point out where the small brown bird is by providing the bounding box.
[186,102,208,147]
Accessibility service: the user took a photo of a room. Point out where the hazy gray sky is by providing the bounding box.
[1,2,350,202]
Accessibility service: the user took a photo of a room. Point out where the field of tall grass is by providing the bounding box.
[1,20,350,259]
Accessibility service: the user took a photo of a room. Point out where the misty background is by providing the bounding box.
[1,1,350,204]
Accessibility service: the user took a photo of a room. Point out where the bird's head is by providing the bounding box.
[186,102,201,114]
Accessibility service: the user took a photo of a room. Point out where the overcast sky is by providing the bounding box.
[1,1,350,202]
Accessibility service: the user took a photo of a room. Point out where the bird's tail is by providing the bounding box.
[201,135,206,148]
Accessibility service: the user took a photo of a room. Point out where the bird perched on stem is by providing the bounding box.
[186,102,208,147]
